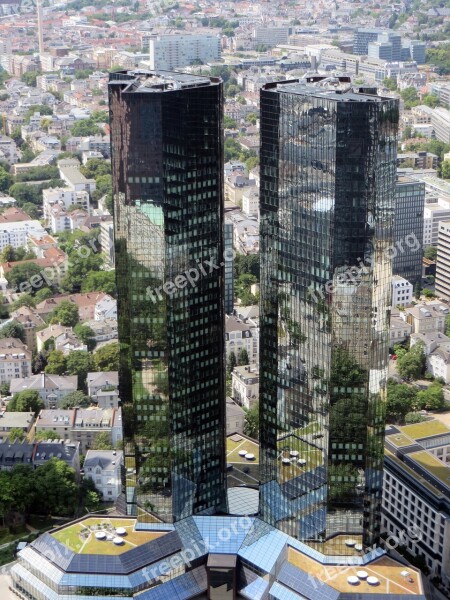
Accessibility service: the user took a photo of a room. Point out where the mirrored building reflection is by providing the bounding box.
[259,77,399,555]
[109,70,227,522]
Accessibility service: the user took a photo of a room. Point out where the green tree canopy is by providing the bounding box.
[93,342,119,371]
[386,381,417,423]
[415,383,446,411]
[5,262,43,294]
[91,431,113,450]
[7,390,44,415]
[35,430,61,441]
[243,403,259,439]
[33,458,77,515]
[396,342,426,381]
[424,246,437,261]
[81,271,116,296]
[45,350,67,375]
[70,119,102,137]
[73,324,96,351]
[0,320,25,343]
[7,427,25,442]
[49,300,79,327]
[66,350,93,390]
[59,390,91,408]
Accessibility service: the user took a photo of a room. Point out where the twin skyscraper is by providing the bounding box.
[109,71,399,556]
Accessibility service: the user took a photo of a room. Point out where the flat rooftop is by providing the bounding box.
[109,70,217,92]
[51,517,167,555]
[408,450,450,489]
[400,419,450,440]
[288,548,423,595]
[263,77,391,102]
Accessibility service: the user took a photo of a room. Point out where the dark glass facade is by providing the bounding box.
[109,71,227,522]
[259,78,399,554]
[224,220,234,314]
[393,176,425,288]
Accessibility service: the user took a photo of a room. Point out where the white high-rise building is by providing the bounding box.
[148,34,221,71]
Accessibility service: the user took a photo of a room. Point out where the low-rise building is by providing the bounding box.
[231,365,259,410]
[9,306,44,352]
[404,302,449,334]
[84,449,123,501]
[391,275,413,307]
[226,397,245,436]
[35,293,115,322]
[0,411,34,443]
[87,371,118,397]
[384,420,450,586]
[0,338,32,385]
[10,373,77,408]
[390,312,412,346]
[225,315,258,365]
[35,407,122,453]
[0,439,80,473]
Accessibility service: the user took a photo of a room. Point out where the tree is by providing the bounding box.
[49,300,79,327]
[34,287,53,303]
[9,293,36,311]
[35,430,61,441]
[70,119,102,137]
[5,263,43,294]
[8,428,25,442]
[8,183,41,205]
[45,350,67,375]
[81,271,116,296]
[21,202,40,219]
[227,351,237,374]
[383,77,397,91]
[91,431,113,450]
[422,94,440,108]
[60,390,91,408]
[7,390,44,415]
[0,320,25,343]
[422,288,435,298]
[23,104,53,123]
[0,166,12,191]
[400,87,419,109]
[234,253,260,278]
[93,342,119,372]
[33,458,77,516]
[405,412,427,424]
[21,71,39,87]
[386,382,417,422]
[396,343,426,381]
[243,403,259,439]
[424,246,437,261]
[238,347,249,366]
[80,158,110,179]
[66,350,93,389]
[73,324,96,351]
[442,160,450,180]
[416,383,446,411]
[85,489,101,511]
[33,351,47,373]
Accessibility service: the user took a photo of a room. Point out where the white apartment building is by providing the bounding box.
[423,199,450,247]
[384,421,450,587]
[390,313,412,346]
[0,220,46,252]
[225,315,258,365]
[58,159,96,194]
[94,295,117,321]
[0,338,32,385]
[242,188,259,218]
[148,34,221,71]
[43,187,90,224]
[84,449,123,501]
[391,275,413,307]
[231,365,259,410]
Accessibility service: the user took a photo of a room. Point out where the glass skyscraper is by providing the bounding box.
[259,77,399,554]
[109,70,227,522]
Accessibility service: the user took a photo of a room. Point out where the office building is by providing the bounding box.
[147,34,221,71]
[384,420,450,587]
[393,176,424,288]
[259,76,399,554]
[431,107,450,143]
[353,28,401,60]
[254,26,290,47]
[224,219,234,314]
[109,70,227,522]
[435,220,450,300]
[423,198,450,247]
